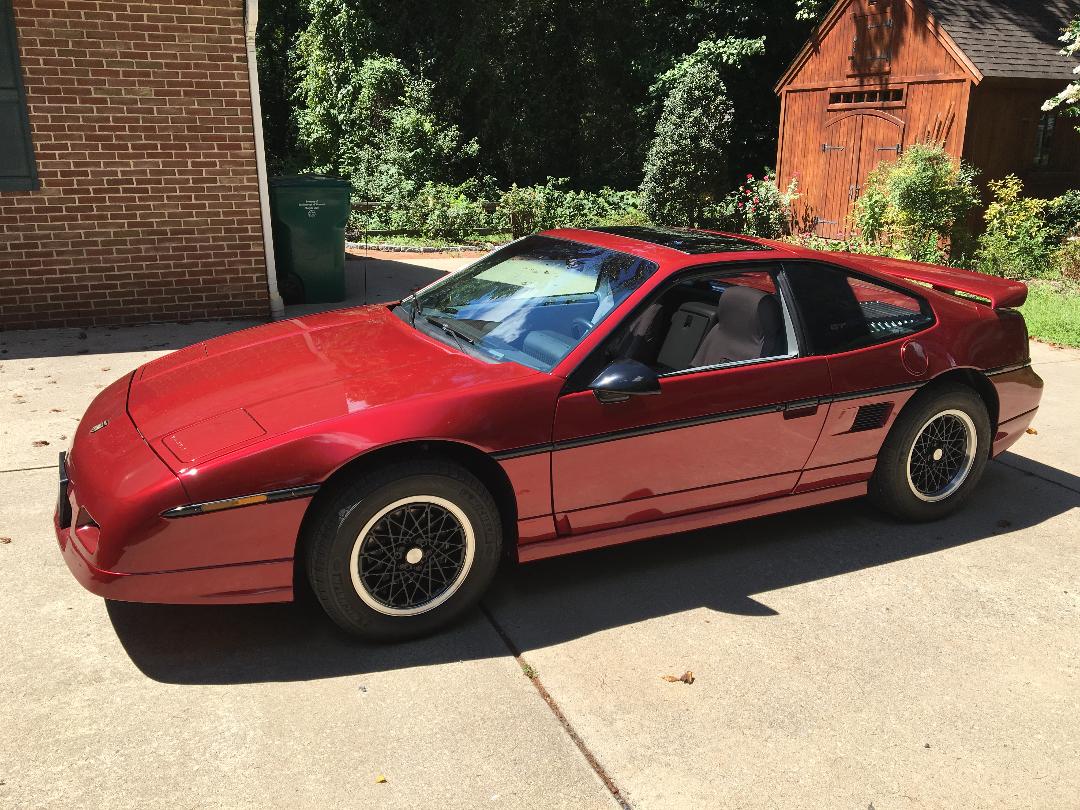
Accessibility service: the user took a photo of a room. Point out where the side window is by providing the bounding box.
[615,268,795,375]
[0,0,38,191]
[783,263,932,355]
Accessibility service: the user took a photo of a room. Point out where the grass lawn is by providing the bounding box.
[1021,280,1080,348]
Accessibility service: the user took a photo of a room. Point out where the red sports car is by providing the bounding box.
[56,227,1042,639]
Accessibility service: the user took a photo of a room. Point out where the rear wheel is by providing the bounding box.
[304,460,502,640]
[869,383,991,522]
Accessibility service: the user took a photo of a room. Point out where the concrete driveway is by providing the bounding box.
[1,258,1077,808]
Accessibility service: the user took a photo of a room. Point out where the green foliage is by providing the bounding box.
[266,1,820,192]
[974,176,1056,280]
[255,1,309,175]
[1057,239,1080,282]
[1046,189,1080,243]
[640,59,734,226]
[708,171,798,238]
[496,179,645,238]
[852,144,979,263]
[294,5,477,199]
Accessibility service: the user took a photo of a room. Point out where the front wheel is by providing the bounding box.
[869,384,991,522]
[304,460,503,640]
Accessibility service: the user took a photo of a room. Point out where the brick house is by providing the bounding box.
[0,0,282,330]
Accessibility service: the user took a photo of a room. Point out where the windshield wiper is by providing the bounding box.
[421,314,479,351]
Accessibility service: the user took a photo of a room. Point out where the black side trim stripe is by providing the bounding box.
[492,379,936,461]
[985,362,1032,377]
[555,403,783,451]
[491,443,553,461]
[162,484,321,519]
[829,381,923,403]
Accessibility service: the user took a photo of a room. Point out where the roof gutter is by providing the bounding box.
[243,0,285,319]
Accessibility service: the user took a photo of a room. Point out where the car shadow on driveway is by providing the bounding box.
[107,459,1078,685]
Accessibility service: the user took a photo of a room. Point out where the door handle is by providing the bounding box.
[783,399,820,419]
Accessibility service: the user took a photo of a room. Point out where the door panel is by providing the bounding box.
[551,356,831,534]
[855,114,903,197]
[817,116,860,239]
[817,112,905,239]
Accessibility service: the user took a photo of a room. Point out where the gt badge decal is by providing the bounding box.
[89,419,110,434]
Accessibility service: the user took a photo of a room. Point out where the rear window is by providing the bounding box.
[783,263,932,354]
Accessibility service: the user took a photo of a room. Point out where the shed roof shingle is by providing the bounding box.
[924,0,1080,81]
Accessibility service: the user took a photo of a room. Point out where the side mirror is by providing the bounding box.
[588,359,661,403]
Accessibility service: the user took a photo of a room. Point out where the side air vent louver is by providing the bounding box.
[850,402,892,432]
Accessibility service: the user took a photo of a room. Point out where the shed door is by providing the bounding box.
[856,114,903,196]
[818,116,860,239]
[816,112,904,239]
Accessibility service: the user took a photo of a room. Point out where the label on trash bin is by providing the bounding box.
[299,199,325,218]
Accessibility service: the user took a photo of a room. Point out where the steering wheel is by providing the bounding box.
[570,317,593,339]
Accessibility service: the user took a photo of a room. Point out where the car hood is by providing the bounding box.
[127,305,538,464]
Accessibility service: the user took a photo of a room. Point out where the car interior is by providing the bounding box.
[612,270,794,374]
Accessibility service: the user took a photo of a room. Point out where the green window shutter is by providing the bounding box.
[0,0,38,191]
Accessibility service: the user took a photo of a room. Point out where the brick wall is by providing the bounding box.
[0,0,270,330]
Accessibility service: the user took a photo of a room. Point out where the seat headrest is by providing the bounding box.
[715,285,782,343]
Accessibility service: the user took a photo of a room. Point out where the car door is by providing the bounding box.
[549,266,831,535]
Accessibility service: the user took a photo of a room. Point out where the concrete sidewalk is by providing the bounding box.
[1,258,1078,807]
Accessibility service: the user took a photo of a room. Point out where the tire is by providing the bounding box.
[303,459,503,640]
[869,383,991,522]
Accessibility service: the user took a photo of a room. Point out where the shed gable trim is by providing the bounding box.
[774,0,982,94]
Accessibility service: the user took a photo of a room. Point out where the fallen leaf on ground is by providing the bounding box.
[50,408,62,413]
[661,671,695,684]
[1025,427,1038,435]
[374,774,387,784]
[0,537,12,544]
[32,440,50,447]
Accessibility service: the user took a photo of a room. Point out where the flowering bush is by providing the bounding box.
[707,171,798,238]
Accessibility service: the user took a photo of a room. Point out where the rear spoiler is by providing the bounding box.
[864,256,1028,309]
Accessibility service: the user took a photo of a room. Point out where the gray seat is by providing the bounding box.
[691,286,785,367]
[655,301,717,371]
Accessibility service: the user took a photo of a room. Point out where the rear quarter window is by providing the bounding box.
[783,263,933,355]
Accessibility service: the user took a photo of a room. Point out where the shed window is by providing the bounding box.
[1033,111,1056,169]
[0,0,38,191]
[828,88,904,108]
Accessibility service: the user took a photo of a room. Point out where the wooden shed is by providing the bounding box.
[775,0,1080,239]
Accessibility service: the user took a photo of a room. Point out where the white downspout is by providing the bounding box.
[244,0,286,318]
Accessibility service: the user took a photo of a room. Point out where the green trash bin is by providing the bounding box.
[268,175,352,304]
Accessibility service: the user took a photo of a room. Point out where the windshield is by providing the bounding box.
[405,235,658,371]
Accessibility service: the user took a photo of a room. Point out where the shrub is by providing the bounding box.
[975,175,1057,280]
[640,59,734,226]
[1046,189,1080,243]
[1057,239,1080,281]
[708,172,798,238]
[496,179,645,237]
[853,143,980,263]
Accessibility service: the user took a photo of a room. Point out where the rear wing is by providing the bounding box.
[864,256,1028,309]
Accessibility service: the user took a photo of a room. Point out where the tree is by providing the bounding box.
[1043,17,1080,132]
[293,1,477,198]
[640,57,734,226]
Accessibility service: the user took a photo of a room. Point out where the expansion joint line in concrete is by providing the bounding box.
[479,603,633,810]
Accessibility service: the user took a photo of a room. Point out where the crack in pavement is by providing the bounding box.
[480,602,633,810]
[0,464,56,475]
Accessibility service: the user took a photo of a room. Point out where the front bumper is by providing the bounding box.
[56,508,295,605]
[55,452,296,606]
